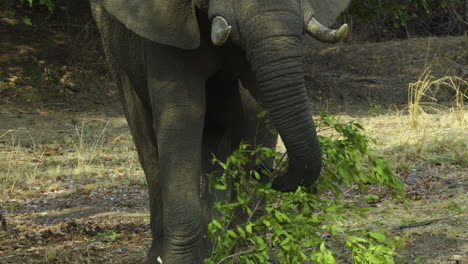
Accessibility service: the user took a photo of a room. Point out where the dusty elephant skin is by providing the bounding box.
[90,0,351,263]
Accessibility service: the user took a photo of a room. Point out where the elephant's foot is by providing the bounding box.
[147,239,163,264]
[148,235,209,264]
[161,243,206,264]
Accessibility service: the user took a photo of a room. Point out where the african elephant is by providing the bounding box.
[90,0,351,263]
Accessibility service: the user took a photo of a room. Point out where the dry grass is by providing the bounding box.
[340,63,468,173]
[73,118,110,172]
[0,117,143,195]
[312,106,466,174]
[0,115,150,263]
[361,111,467,173]
[408,65,467,129]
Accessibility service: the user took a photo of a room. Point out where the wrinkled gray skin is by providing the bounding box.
[91,0,350,263]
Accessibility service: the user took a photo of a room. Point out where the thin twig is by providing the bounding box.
[343,184,357,194]
[227,199,262,253]
[246,199,263,224]
[392,220,434,231]
[392,217,453,231]
[216,249,254,264]
[272,151,288,178]
[429,175,452,184]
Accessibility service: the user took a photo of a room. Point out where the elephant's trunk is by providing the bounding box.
[244,18,322,191]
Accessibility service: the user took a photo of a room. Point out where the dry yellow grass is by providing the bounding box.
[0,117,142,194]
[408,65,466,129]
[341,63,468,173]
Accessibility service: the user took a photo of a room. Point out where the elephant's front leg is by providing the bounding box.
[147,46,207,264]
[154,97,206,263]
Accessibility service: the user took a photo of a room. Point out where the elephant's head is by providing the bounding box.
[207,0,351,191]
[101,0,351,191]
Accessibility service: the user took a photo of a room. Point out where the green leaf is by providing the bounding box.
[237,226,246,238]
[369,231,386,242]
[254,236,267,250]
[348,235,368,243]
[246,223,253,234]
[252,170,260,180]
[22,17,32,25]
[440,0,447,8]
[280,243,291,251]
[280,235,292,250]
[227,230,238,239]
[257,110,267,119]
[211,220,222,229]
[214,184,226,190]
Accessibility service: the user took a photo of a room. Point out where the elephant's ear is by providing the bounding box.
[306,0,352,27]
[101,0,200,49]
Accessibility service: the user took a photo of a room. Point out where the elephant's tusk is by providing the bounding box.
[211,16,231,46]
[306,17,348,43]
[157,256,163,263]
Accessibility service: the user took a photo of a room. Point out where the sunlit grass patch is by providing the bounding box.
[350,63,467,173]
[0,117,141,195]
[365,113,466,172]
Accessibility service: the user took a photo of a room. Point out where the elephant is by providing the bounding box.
[90,0,351,263]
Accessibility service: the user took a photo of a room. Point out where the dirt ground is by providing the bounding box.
[0,9,467,264]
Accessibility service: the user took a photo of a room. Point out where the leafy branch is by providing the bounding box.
[205,113,404,263]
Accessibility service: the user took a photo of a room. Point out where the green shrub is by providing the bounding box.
[1,0,55,13]
[205,113,404,263]
[345,0,466,39]
[1,0,55,24]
